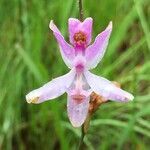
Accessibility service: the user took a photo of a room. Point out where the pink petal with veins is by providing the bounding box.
[85,21,112,69]
[49,20,75,68]
[84,71,134,102]
[26,69,75,104]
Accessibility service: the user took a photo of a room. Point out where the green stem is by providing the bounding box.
[78,114,91,150]
[78,125,85,150]
[78,0,83,21]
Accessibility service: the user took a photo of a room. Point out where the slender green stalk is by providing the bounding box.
[78,126,85,150]
[78,113,92,149]
[78,0,83,21]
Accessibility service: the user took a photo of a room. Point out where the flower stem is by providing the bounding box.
[78,125,85,150]
[78,0,83,21]
[78,113,91,150]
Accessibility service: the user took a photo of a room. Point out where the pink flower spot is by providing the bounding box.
[75,63,84,73]
[72,94,86,104]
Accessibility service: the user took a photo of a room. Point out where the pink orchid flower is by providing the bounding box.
[26,18,134,127]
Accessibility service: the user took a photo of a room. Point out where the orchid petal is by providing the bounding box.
[67,93,90,127]
[68,18,93,45]
[26,69,75,104]
[49,20,75,68]
[85,21,112,69]
[84,71,134,102]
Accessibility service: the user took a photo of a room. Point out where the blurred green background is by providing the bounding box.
[0,0,150,149]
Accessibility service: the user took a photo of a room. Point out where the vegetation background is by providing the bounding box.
[0,0,150,149]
